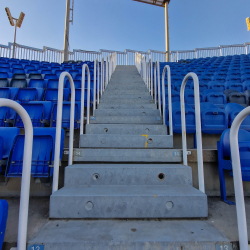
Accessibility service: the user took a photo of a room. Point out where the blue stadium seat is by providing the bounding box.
[0,78,9,88]
[224,103,250,130]
[165,90,180,107]
[47,79,59,89]
[51,102,79,129]
[44,74,58,80]
[5,127,65,178]
[15,103,44,128]
[75,89,93,106]
[29,101,52,125]
[45,88,70,102]
[167,102,195,134]
[65,79,81,89]
[10,79,27,88]
[184,89,203,108]
[225,82,244,92]
[12,73,26,79]
[0,72,9,78]
[225,76,241,83]
[0,128,20,171]
[28,79,45,89]
[199,82,209,92]
[16,88,44,102]
[0,200,8,249]
[203,89,226,108]
[0,107,9,127]
[28,73,43,79]
[12,68,25,74]
[209,81,226,92]
[241,74,250,83]
[200,102,227,134]
[212,76,226,83]
[224,90,248,106]
[217,129,250,204]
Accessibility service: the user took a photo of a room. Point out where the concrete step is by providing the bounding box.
[106,84,147,90]
[90,115,162,124]
[79,134,173,148]
[93,109,160,117]
[104,89,149,95]
[64,164,192,187]
[99,99,154,104]
[98,103,157,109]
[101,94,152,100]
[72,148,182,162]
[28,220,231,250]
[49,186,207,218]
[85,124,168,135]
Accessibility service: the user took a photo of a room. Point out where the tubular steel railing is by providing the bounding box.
[52,72,75,193]
[229,107,250,250]
[0,99,33,250]
[180,73,205,193]
[162,65,173,135]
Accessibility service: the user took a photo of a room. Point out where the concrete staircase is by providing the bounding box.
[29,65,231,249]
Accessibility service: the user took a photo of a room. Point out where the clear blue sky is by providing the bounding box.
[0,0,249,53]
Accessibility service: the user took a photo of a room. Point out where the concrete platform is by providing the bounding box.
[50,186,207,218]
[93,109,160,116]
[28,220,230,250]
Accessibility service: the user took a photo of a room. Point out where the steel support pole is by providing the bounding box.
[165,1,170,62]
[13,20,17,58]
[63,0,71,62]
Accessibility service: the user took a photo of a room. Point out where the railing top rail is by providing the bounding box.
[148,49,166,54]
[0,43,11,49]
[9,42,44,52]
[73,49,101,54]
[219,44,246,48]
[194,47,221,51]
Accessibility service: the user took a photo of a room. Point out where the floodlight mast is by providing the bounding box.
[63,0,74,62]
[5,7,25,58]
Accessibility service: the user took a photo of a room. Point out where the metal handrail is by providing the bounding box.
[93,58,100,109]
[162,65,173,135]
[52,72,75,193]
[229,107,250,250]
[0,99,33,250]
[101,57,105,95]
[154,61,161,116]
[180,73,205,193]
[80,64,91,135]
[105,56,109,89]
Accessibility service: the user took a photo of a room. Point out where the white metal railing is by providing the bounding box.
[229,107,250,250]
[180,73,205,193]
[161,65,173,135]
[154,61,161,113]
[93,58,100,110]
[0,99,33,250]
[52,72,75,193]
[1,42,250,64]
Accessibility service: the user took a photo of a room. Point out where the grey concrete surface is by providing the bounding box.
[28,220,230,250]
[93,109,160,116]
[80,134,173,148]
[72,148,183,162]
[85,124,168,135]
[98,103,157,109]
[3,197,250,249]
[64,164,192,187]
[50,185,207,218]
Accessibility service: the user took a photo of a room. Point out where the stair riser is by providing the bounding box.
[106,85,146,90]
[50,195,207,219]
[72,149,183,162]
[64,165,192,187]
[97,103,157,109]
[90,116,162,124]
[93,109,160,116]
[85,124,168,135]
[104,89,149,95]
[101,95,152,100]
[79,134,173,148]
[99,99,154,104]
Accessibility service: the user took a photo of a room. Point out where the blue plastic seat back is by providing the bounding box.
[165,89,180,105]
[12,68,25,74]
[0,68,10,74]
[12,73,26,79]
[0,63,9,68]
[75,89,93,102]
[199,82,209,92]
[200,102,227,134]
[0,72,9,78]
[6,135,53,177]
[206,92,226,106]
[47,79,59,89]
[0,200,8,249]
[65,79,81,89]
[225,76,241,83]
[0,88,10,99]
[0,128,20,158]
[184,89,203,106]
[209,82,226,92]
[0,107,9,127]
[28,73,43,79]
[16,88,37,102]
[10,79,27,88]
[11,64,23,69]
[0,78,9,88]
[15,103,44,128]
[44,74,58,80]
[29,79,45,88]
[51,103,79,129]
[45,89,70,102]
[226,82,244,92]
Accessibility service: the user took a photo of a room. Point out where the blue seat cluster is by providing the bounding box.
[157,54,250,134]
[0,57,103,129]
[0,127,64,178]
